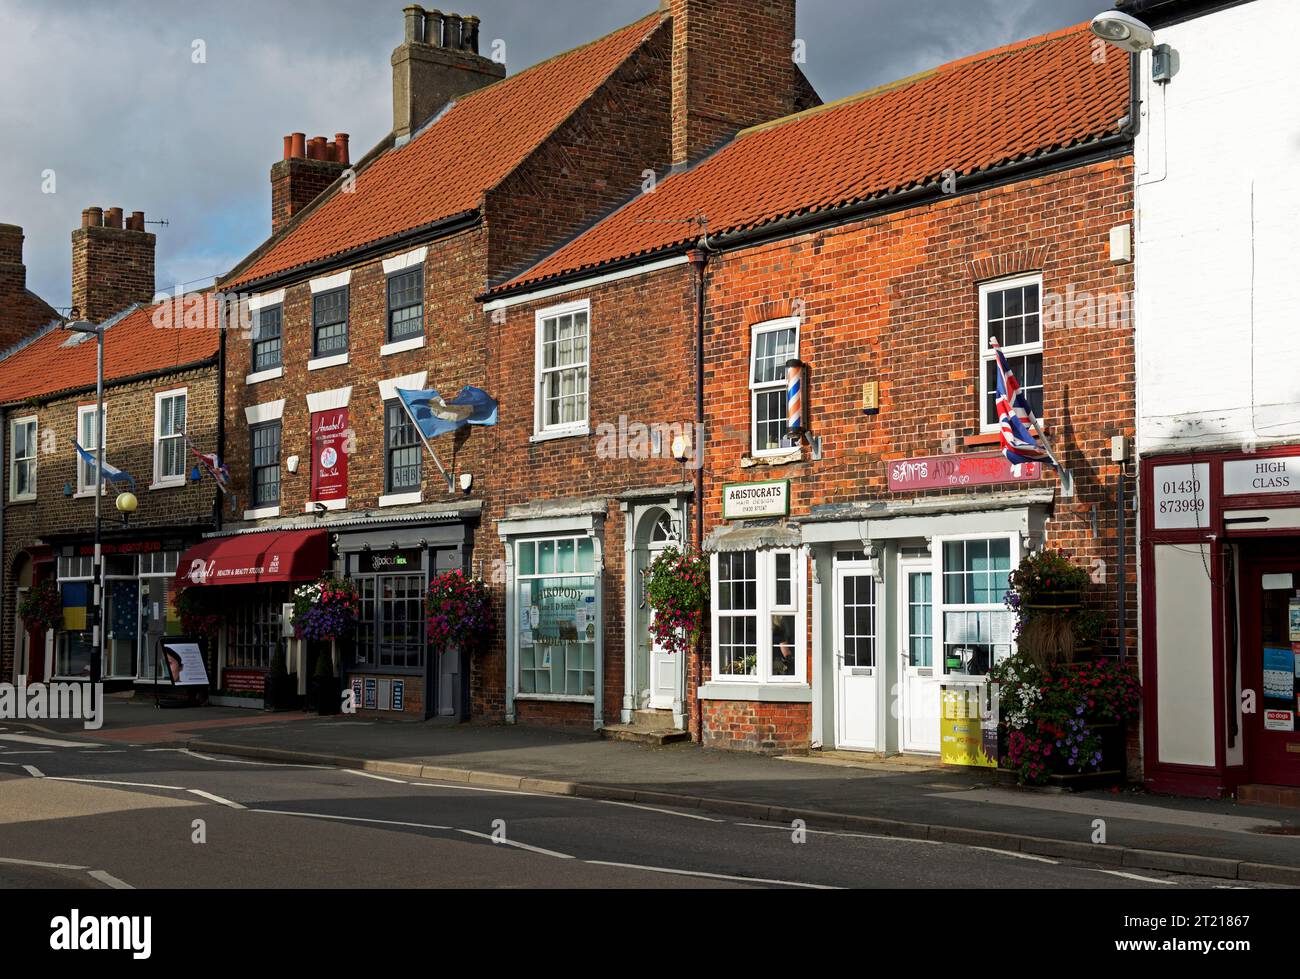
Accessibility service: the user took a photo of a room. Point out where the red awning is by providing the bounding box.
[175,530,329,587]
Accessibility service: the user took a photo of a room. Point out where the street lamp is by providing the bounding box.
[61,307,107,687]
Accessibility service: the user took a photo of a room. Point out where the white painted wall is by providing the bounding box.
[1134,0,1300,455]
[1154,543,1216,766]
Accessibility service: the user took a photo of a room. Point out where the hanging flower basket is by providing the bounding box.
[174,586,223,638]
[17,579,61,634]
[645,546,708,657]
[425,570,490,655]
[291,576,361,643]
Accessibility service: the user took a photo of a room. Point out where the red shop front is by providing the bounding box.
[1140,444,1300,797]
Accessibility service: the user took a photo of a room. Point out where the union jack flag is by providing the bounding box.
[991,338,1057,469]
[183,433,231,493]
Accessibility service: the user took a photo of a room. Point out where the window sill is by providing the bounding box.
[243,505,280,520]
[530,426,589,444]
[304,499,347,513]
[741,449,802,468]
[308,353,349,371]
[73,488,108,499]
[380,335,425,357]
[7,494,36,505]
[246,366,283,385]
[379,491,422,508]
[697,682,812,703]
[148,479,187,492]
[973,424,1047,443]
[514,693,596,704]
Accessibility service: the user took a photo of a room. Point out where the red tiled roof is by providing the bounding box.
[0,303,217,405]
[228,12,664,288]
[497,24,1130,293]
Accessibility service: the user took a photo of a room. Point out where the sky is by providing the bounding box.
[0,0,1109,309]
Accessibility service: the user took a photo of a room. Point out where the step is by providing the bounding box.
[1238,784,1300,809]
[599,724,690,746]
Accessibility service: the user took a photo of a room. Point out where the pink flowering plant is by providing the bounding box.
[17,579,61,634]
[425,570,490,655]
[645,547,708,657]
[291,576,361,642]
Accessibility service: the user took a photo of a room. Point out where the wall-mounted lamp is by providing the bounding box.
[459,472,473,493]
[1090,10,1175,84]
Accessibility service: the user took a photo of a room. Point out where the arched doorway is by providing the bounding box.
[626,505,685,722]
[11,551,50,683]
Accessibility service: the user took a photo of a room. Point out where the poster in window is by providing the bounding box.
[392,680,404,712]
[1263,645,1294,707]
[1290,599,1300,642]
[363,677,377,710]
[310,408,349,503]
[352,678,363,710]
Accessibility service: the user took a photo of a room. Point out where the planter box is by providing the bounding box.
[997,720,1129,789]
[208,695,264,710]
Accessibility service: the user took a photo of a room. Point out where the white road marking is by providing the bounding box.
[406,780,547,798]
[596,799,724,822]
[1096,869,1178,885]
[343,769,408,784]
[0,733,100,748]
[46,776,186,791]
[188,789,246,809]
[587,860,839,889]
[182,750,332,768]
[735,821,946,845]
[456,828,574,859]
[250,808,453,831]
[88,869,134,890]
[968,846,1059,864]
[1,750,54,755]
[22,765,43,778]
[0,855,89,870]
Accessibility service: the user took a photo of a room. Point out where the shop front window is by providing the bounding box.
[711,548,805,683]
[940,537,1015,676]
[516,536,596,698]
[354,574,427,671]
[229,594,284,670]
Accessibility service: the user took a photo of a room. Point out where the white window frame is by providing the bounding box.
[75,403,107,497]
[932,532,1021,677]
[533,299,590,440]
[8,414,37,502]
[749,317,800,458]
[979,273,1043,433]
[513,533,598,702]
[709,548,806,685]
[151,387,188,489]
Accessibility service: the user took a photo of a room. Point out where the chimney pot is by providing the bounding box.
[403,4,425,43]
[87,207,103,228]
[334,133,351,165]
[130,211,146,231]
[104,207,123,229]
[291,132,307,158]
[72,203,155,321]
[463,15,481,53]
[425,9,445,46]
[444,14,463,50]
[81,208,91,229]
[282,135,293,160]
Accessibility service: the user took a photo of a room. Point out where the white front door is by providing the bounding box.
[834,565,879,751]
[648,541,678,710]
[900,562,940,753]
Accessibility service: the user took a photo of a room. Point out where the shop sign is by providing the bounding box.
[351,678,363,710]
[310,408,350,503]
[359,549,423,574]
[392,680,404,712]
[886,452,1040,492]
[1224,456,1300,496]
[939,682,997,768]
[76,540,162,556]
[363,678,377,710]
[722,480,790,520]
[1153,463,1211,530]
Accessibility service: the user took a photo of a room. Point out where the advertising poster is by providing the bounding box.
[160,641,209,686]
[940,683,996,768]
[1263,644,1294,707]
[364,678,377,710]
[1290,599,1300,642]
[310,408,349,503]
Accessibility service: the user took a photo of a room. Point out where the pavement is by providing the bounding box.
[13,694,1300,886]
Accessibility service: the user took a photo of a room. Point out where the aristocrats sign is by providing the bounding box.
[722,480,791,520]
[887,452,1041,492]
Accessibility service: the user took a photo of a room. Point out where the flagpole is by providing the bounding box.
[92,324,104,687]
[394,396,454,492]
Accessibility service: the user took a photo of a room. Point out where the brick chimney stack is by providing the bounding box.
[391,6,506,141]
[0,224,59,350]
[662,0,807,165]
[271,132,351,235]
[71,208,155,323]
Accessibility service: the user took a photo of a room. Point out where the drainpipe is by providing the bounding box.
[688,244,710,743]
[216,315,227,532]
[0,415,5,681]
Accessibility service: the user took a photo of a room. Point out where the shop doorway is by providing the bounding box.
[1241,546,1300,786]
[645,512,679,711]
[834,558,879,751]
[14,586,48,682]
[899,559,940,753]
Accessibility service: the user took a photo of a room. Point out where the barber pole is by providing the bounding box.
[785,358,806,442]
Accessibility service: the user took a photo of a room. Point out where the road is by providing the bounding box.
[0,725,1276,890]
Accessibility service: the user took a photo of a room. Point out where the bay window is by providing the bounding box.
[711,548,805,683]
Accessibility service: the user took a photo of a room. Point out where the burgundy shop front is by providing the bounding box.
[1141,445,1300,797]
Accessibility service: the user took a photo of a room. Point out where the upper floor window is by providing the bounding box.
[980,275,1042,430]
[250,420,282,508]
[750,318,799,456]
[387,268,424,343]
[76,404,106,495]
[9,415,37,501]
[153,389,188,486]
[534,300,589,436]
[384,400,422,493]
[312,287,349,358]
[252,304,282,371]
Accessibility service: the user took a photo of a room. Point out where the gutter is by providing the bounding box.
[222,210,481,295]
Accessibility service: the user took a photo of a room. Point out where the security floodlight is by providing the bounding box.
[1090,10,1156,53]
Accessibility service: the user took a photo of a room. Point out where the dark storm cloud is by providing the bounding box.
[0,0,1107,309]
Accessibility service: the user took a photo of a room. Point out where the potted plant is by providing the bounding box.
[644,546,709,658]
[1005,549,1094,668]
[425,569,490,656]
[17,579,61,635]
[291,576,361,642]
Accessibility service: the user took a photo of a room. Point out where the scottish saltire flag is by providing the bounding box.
[990,339,1056,468]
[183,433,231,493]
[396,386,499,441]
[71,439,136,489]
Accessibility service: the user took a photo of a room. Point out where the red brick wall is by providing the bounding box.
[270,158,348,236]
[71,224,155,323]
[701,700,811,753]
[0,224,59,351]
